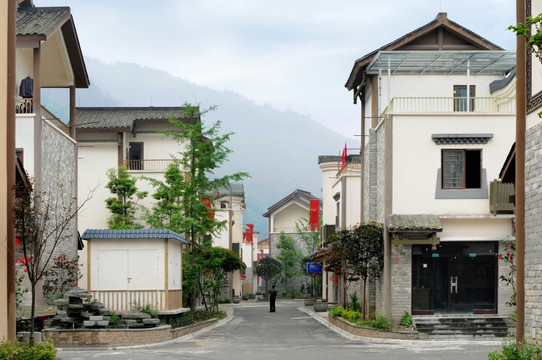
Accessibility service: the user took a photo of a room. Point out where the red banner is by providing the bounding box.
[341,143,348,170]
[308,199,320,231]
[201,198,215,221]
[243,224,254,243]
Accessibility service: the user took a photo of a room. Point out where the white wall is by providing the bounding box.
[272,202,308,233]
[320,160,340,226]
[15,115,34,175]
[391,113,515,215]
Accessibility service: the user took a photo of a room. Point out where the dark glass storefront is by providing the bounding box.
[412,242,497,315]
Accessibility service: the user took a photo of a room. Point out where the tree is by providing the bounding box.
[154,103,249,310]
[197,246,243,311]
[350,223,384,319]
[14,179,93,345]
[105,166,147,229]
[323,223,383,318]
[255,257,282,293]
[295,218,321,297]
[275,231,303,289]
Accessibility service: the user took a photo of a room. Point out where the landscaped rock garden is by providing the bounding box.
[50,287,159,329]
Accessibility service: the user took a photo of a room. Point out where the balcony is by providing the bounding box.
[385,97,515,115]
[126,159,174,171]
[489,180,515,215]
[15,98,34,114]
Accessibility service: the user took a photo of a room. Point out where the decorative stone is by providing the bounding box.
[122,310,151,320]
[142,318,160,326]
[53,299,69,306]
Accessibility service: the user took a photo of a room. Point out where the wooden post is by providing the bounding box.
[515,0,526,344]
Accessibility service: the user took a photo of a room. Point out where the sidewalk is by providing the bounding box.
[297,304,507,346]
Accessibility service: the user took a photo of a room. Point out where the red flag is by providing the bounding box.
[243,224,254,243]
[308,199,320,231]
[202,198,215,221]
[341,143,348,170]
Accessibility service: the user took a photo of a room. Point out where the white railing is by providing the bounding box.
[16,98,35,114]
[387,97,515,114]
[90,290,165,312]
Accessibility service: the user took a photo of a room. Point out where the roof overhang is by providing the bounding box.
[365,50,515,76]
[387,214,442,249]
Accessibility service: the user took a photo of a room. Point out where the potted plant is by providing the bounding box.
[232,296,241,304]
[313,299,328,312]
[304,297,314,306]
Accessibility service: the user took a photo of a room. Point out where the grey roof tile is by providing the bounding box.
[75,107,189,130]
[81,228,189,244]
[16,7,71,37]
[387,214,443,232]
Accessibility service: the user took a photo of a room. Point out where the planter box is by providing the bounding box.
[313,302,328,312]
[232,297,241,304]
[304,299,314,306]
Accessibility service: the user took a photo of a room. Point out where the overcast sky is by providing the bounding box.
[48,0,515,137]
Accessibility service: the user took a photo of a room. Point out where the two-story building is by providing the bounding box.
[339,13,516,324]
[76,107,250,308]
[14,1,89,306]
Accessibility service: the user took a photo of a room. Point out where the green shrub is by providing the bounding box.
[109,311,121,327]
[489,340,542,360]
[218,297,232,304]
[329,306,342,318]
[165,309,226,329]
[372,314,391,330]
[0,339,57,360]
[349,292,361,312]
[133,303,159,318]
[399,311,412,327]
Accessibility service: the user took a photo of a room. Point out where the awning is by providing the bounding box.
[387,214,442,249]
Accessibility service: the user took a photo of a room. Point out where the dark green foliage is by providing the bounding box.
[488,340,542,360]
[164,309,225,329]
[0,339,57,360]
[275,231,303,289]
[105,166,147,229]
[399,311,413,327]
[349,292,361,312]
[329,306,391,330]
[133,303,159,318]
[255,256,282,292]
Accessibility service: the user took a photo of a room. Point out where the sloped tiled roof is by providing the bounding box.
[16,6,90,88]
[263,189,320,218]
[386,214,442,232]
[81,229,189,244]
[346,12,504,90]
[16,7,70,38]
[76,107,191,131]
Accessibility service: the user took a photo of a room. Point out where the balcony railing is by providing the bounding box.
[126,159,174,171]
[489,180,515,215]
[387,97,515,114]
[15,98,34,114]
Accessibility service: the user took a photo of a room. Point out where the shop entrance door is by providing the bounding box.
[412,242,497,315]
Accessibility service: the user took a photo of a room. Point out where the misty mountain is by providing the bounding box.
[42,58,352,237]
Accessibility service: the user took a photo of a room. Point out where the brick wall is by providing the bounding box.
[525,122,542,343]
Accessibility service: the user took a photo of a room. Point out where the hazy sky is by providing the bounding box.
[47,0,515,137]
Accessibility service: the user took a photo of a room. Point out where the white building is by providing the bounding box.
[333,13,516,324]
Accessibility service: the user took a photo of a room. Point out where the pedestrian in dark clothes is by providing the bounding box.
[269,285,277,312]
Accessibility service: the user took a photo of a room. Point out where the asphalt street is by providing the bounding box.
[57,300,504,360]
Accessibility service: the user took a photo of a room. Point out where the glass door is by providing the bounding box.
[412,242,497,315]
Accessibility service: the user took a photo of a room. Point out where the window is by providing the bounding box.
[442,149,481,189]
[16,148,24,164]
[128,142,143,170]
[454,85,475,112]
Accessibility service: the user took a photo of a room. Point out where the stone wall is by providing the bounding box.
[41,121,78,261]
[525,121,542,343]
[391,245,411,322]
[42,319,218,346]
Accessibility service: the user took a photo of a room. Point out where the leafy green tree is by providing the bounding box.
[155,103,249,310]
[144,162,184,233]
[255,256,282,293]
[275,231,303,289]
[295,218,321,297]
[105,166,147,229]
[199,247,243,311]
[350,222,384,319]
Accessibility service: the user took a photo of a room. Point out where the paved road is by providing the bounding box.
[58,300,503,360]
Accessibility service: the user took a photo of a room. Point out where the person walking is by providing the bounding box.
[269,285,277,312]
